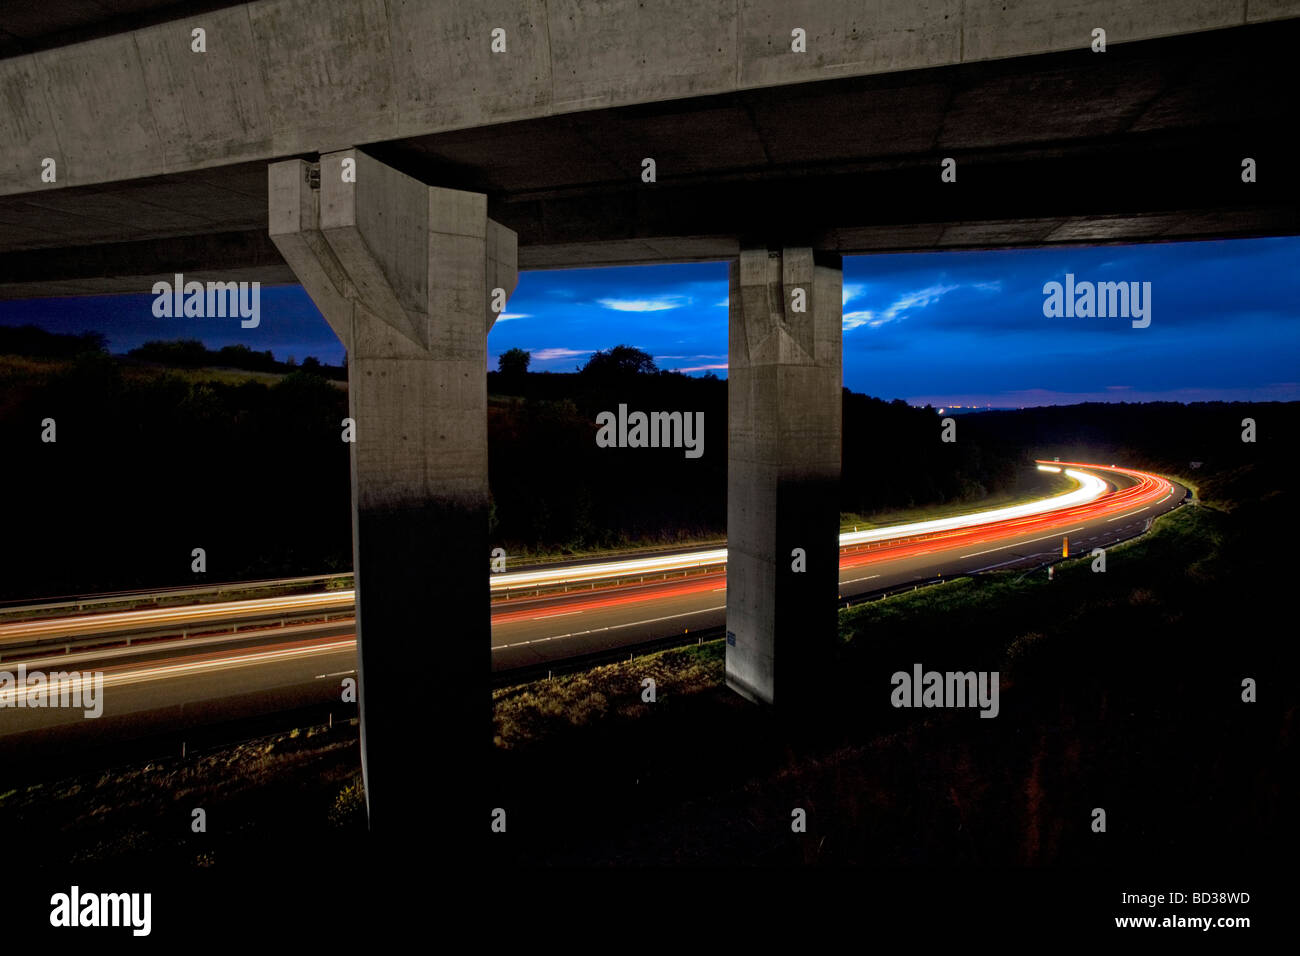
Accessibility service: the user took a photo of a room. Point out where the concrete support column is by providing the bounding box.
[726,247,842,705]
[268,150,516,839]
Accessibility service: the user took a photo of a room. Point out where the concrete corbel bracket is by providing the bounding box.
[735,248,776,369]
[736,246,819,367]
[319,149,430,350]
[780,247,816,362]
[272,149,518,353]
[485,218,518,335]
[267,158,354,344]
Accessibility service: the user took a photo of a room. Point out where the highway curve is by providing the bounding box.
[0,462,1184,748]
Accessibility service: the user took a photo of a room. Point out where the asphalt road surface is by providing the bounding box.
[0,462,1183,751]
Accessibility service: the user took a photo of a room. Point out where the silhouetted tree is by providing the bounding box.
[0,325,106,357]
[129,339,210,367]
[498,347,531,377]
[215,343,278,371]
[581,344,657,378]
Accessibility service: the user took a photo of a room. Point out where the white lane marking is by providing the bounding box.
[530,609,583,620]
[842,574,882,584]
[969,555,1038,573]
[711,587,727,592]
[493,605,727,651]
[1106,507,1150,522]
[314,670,356,679]
[959,527,1086,560]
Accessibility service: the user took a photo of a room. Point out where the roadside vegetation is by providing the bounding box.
[0,721,362,868]
[483,457,1294,867]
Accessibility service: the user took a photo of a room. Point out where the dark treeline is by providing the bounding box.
[0,324,107,358]
[12,333,1278,598]
[487,344,1035,551]
[841,391,1042,515]
[486,360,727,552]
[0,325,345,379]
[126,338,346,379]
[1,349,353,600]
[960,401,1300,508]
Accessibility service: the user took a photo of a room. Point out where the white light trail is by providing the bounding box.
[1,465,1120,637]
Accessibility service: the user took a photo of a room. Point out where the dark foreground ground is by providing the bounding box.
[1,461,1294,936]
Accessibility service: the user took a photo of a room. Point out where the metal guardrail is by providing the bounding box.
[2,483,1185,668]
[0,608,356,662]
[492,562,727,600]
[0,572,353,617]
[0,565,727,661]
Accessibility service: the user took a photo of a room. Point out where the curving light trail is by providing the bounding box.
[489,465,1107,589]
[0,463,1174,646]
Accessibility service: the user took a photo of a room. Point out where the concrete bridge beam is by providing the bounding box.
[268,149,515,836]
[726,247,843,705]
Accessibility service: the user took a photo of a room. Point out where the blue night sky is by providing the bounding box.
[2,235,1296,406]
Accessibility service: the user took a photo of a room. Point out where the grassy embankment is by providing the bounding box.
[0,721,364,868]
[0,353,302,390]
[482,472,1294,867]
[491,491,1199,750]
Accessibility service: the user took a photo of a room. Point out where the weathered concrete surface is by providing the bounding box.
[726,248,842,706]
[269,149,516,835]
[0,3,248,59]
[3,0,1299,197]
[2,19,1296,299]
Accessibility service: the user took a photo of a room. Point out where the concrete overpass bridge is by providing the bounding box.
[2,1,1298,836]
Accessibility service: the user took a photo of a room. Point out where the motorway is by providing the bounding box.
[0,462,1183,747]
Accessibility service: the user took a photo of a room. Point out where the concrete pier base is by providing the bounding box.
[725,247,842,706]
[268,150,516,842]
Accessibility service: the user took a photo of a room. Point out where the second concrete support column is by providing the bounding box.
[726,247,843,705]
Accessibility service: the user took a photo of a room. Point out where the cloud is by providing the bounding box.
[495,312,530,321]
[597,296,690,312]
[842,310,876,331]
[844,283,960,331]
[714,298,729,308]
[890,283,960,314]
[671,363,729,373]
[530,347,593,361]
